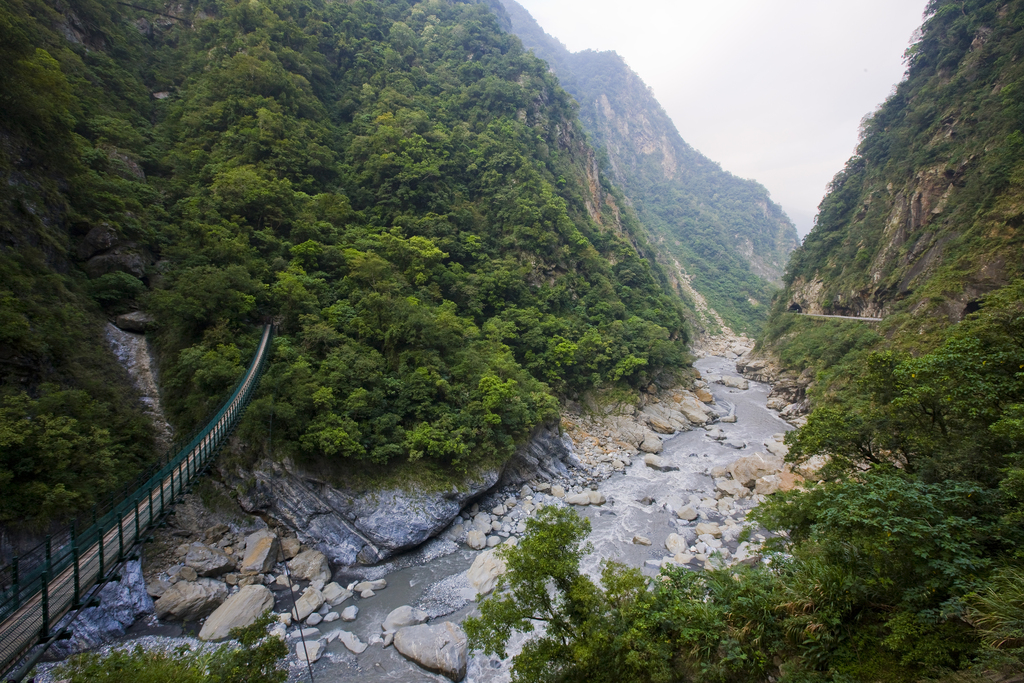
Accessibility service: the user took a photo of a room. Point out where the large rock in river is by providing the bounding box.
[154,578,228,621]
[728,452,785,488]
[394,622,468,682]
[199,584,275,641]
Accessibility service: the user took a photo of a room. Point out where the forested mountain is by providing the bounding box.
[498,0,800,334]
[764,0,1024,371]
[462,4,1024,681]
[0,0,692,530]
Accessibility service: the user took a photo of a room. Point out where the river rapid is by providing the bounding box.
[292,353,793,683]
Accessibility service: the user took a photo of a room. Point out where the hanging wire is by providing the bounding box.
[270,377,314,683]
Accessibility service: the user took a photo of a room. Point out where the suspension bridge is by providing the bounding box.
[0,324,274,681]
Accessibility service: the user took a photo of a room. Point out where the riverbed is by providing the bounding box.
[282,353,792,683]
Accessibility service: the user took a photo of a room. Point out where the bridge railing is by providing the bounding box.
[0,324,273,679]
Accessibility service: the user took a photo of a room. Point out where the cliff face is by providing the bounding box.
[499,0,800,334]
[776,0,1024,337]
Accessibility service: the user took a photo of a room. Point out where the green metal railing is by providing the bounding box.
[0,324,273,680]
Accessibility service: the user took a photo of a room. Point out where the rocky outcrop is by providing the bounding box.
[235,453,507,567]
[496,422,580,488]
[45,560,154,660]
[394,621,469,682]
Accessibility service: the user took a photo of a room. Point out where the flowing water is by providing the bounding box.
[298,354,793,683]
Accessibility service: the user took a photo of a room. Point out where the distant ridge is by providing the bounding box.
[498,0,800,334]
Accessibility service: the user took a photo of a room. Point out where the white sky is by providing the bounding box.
[513,0,927,237]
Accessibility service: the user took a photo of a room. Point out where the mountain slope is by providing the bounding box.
[498,0,800,334]
[765,0,1024,369]
[0,0,692,529]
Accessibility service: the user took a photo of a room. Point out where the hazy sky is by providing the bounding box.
[514,0,927,237]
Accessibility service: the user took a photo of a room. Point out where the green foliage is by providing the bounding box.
[51,611,286,682]
[0,0,693,516]
[773,0,1024,359]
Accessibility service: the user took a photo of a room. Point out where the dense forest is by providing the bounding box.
[0,0,693,529]
[461,2,1024,682]
[498,0,800,334]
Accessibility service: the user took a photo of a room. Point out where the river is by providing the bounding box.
[293,353,793,683]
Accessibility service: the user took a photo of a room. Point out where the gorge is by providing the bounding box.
[2,0,1023,681]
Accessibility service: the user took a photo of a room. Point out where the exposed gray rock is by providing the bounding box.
[382,605,429,631]
[394,622,468,682]
[466,549,507,597]
[114,311,154,333]
[295,640,324,663]
[322,582,351,606]
[497,422,580,488]
[340,605,358,622]
[336,630,368,654]
[291,587,324,622]
[45,561,154,660]
[154,578,228,621]
[83,245,147,279]
[239,458,499,566]
[184,543,233,577]
[466,530,486,550]
[643,454,678,472]
[239,530,279,574]
[287,549,331,583]
[77,223,119,260]
[639,432,663,454]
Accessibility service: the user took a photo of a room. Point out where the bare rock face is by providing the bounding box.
[496,422,581,488]
[44,560,153,661]
[394,621,469,682]
[77,223,120,260]
[198,584,274,641]
[185,543,234,577]
[238,457,500,566]
[154,578,228,621]
[466,549,507,597]
[83,245,148,279]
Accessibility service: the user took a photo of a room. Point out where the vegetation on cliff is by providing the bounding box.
[764,0,1024,377]
[498,0,800,335]
[0,0,692,527]
[472,284,1023,680]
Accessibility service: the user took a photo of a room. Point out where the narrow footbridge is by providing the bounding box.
[0,325,273,680]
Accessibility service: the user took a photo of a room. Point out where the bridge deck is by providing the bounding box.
[0,325,273,680]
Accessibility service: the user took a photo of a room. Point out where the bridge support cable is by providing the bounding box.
[0,325,273,680]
